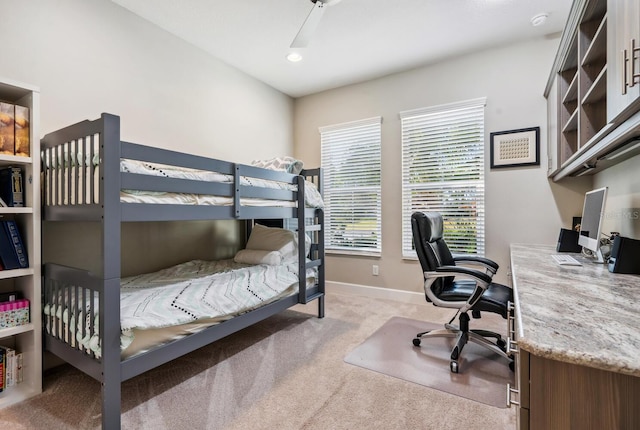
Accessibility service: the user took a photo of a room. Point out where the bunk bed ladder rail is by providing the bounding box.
[43,263,106,379]
[41,115,112,221]
[43,263,122,429]
[297,169,325,317]
[41,113,123,430]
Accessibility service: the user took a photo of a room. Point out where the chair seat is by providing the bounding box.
[440,280,512,318]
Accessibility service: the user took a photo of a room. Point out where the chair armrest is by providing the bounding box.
[435,265,492,285]
[428,266,491,313]
[452,256,499,275]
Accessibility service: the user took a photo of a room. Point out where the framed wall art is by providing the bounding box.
[490,127,540,169]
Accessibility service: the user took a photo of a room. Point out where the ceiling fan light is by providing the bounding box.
[530,13,548,27]
[286,52,303,63]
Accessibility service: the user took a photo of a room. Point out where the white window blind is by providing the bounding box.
[401,98,486,258]
[320,117,382,255]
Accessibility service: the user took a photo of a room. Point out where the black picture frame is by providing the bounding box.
[490,126,540,169]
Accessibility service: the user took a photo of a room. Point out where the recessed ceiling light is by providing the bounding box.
[531,13,548,27]
[286,52,303,63]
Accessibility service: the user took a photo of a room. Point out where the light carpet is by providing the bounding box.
[0,292,516,430]
[344,316,514,408]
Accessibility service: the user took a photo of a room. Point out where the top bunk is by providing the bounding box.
[41,113,323,223]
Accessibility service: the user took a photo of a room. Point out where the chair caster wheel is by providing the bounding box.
[450,361,459,373]
[412,338,421,347]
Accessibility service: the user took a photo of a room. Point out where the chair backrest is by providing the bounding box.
[411,212,455,297]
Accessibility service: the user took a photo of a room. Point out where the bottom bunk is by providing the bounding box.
[42,224,324,429]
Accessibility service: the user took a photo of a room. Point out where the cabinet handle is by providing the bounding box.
[623,48,629,95]
[507,301,516,336]
[506,383,520,407]
[506,301,519,354]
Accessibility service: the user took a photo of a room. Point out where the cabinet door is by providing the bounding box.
[607,0,640,123]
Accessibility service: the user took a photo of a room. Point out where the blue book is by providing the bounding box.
[0,221,21,270]
[0,167,24,207]
[3,221,28,268]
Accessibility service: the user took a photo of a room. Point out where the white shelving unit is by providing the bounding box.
[0,77,41,408]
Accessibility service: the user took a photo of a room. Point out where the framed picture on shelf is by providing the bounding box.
[490,127,540,169]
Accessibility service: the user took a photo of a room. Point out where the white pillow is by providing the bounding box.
[251,156,304,175]
[234,249,283,265]
[246,224,297,261]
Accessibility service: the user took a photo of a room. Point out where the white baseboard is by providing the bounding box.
[326,281,426,306]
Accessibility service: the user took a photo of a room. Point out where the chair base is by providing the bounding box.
[412,313,513,373]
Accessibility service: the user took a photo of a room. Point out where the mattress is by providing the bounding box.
[44,258,317,359]
[45,158,324,208]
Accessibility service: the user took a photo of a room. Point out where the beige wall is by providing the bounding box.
[594,154,640,240]
[2,0,294,275]
[1,0,293,162]
[294,36,592,291]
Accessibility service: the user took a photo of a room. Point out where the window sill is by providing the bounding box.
[326,249,381,258]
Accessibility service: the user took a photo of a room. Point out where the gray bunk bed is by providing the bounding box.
[40,113,325,430]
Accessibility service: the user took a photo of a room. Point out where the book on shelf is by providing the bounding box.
[3,220,28,268]
[0,220,23,270]
[0,291,21,302]
[14,105,29,157]
[0,102,15,156]
[0,346,15,388]
[0,346,21,391]
[15,351,22,384]
[0,166,24,207]
[0,102,29,157]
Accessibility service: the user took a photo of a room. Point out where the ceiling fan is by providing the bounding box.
[290,0,343,48]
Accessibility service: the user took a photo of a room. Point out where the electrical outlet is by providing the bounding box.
[372,265,379,276]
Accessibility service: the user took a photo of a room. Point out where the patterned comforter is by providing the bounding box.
[44,259,313,357]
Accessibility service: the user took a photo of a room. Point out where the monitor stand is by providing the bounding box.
[592,248,606,264]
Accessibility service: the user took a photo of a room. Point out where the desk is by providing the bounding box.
[510,244,640,430]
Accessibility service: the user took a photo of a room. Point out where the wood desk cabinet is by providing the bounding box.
[528,353,639,429]
[511,315,640,430]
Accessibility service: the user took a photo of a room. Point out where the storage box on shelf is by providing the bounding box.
[0,77,41,407]
[0,298,30,329]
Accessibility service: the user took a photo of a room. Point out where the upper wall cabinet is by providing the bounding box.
[552,0,609,172]
[607,0,640,123]
[545,0,640,181]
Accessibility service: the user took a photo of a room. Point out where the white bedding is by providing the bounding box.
[46,158,324,208]
[44,259,316,357]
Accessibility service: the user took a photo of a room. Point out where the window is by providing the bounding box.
[401,98,486,258]
[320,117,382,255]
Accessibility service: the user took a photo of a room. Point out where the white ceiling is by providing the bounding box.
[110,0,572,98]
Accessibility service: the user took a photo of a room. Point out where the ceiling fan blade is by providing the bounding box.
[290,2,326,48]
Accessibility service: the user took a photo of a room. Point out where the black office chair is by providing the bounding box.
[411,211,513,373]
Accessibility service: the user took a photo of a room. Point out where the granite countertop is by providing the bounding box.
[510,243,640,377]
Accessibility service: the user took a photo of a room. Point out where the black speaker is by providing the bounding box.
[608,236,640,274]
[557,228,582,253]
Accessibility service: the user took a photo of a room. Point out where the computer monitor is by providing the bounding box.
[578,187,608,263]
